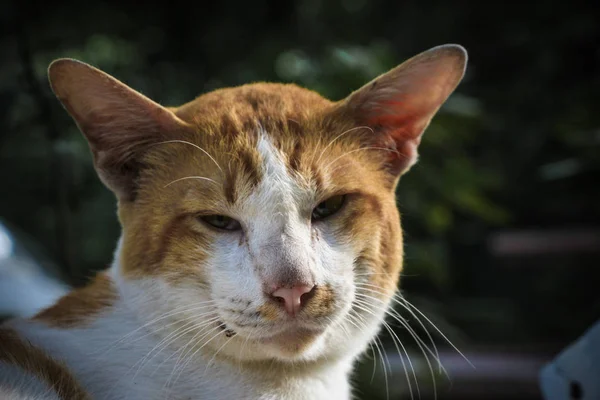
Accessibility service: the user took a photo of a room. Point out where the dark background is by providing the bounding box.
[1,1,599,399]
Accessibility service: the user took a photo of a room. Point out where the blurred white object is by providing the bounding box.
[0,220,69,318]
[540,320,600,400]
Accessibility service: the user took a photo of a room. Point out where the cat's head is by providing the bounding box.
[48,45,466,363]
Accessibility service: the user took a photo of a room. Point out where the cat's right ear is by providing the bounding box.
[48,59,191,201]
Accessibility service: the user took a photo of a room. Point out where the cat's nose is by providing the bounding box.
[270,285,316,317]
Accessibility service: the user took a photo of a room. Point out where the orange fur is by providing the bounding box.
[34,272,117,328]
[0,328,90,399]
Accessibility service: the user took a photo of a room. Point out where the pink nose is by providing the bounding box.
[271,285,316,317]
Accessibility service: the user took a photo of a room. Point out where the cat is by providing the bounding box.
[0,44,467,400]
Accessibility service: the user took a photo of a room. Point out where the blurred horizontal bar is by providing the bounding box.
[488,229,600,256]
[384,347,556,399]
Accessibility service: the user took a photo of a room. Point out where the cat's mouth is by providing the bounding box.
[217,320,236,338]
[218,316,325,352]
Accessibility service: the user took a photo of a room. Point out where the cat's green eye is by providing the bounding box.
[312,195,346,221]
[200,215,242,231]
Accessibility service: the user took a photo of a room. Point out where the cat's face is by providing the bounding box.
[48,45,466,362]
[115,87,405,361]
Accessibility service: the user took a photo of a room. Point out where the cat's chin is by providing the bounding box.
[256,327,325,359]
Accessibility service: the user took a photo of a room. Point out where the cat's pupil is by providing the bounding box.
[312,195,346,220]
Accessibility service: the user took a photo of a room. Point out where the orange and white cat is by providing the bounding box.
[0,44,467,400]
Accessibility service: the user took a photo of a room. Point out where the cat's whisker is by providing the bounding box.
[139,316,209,357]
[356,312,392,400]
[149,316,222,376]
[355,292,444,399]
[169,325,228,388]
[346,312,389,398]
[355,295,435,400]
[353,299,414,400]
[203,333,237,376]
[164,176,219,188]
[356,283,444,371]
[163,321,224,385]
[326,316,352,342]
[132,316,219,380]
[367,342,377,383]
[130,320,200,380]
[356,281,472,372]
[355,292,440,365]
[314,126,374,165]
[344,313,378,383]
[355,287,442,361]
[96,305,220,356]
[160,323,224,392]
[238,333,252,374]
[153,140,224,175]
[323,146,399,171]
[327,162,356,177]
[382,317,423,400]
[135,313,219,367]
[95,301,218,355]
[397,295,474,368]
[376,336,391,400]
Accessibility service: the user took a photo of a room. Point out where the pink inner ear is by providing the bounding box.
[365,101,430,174]
[341,45,467,176]
[367,101,423,138]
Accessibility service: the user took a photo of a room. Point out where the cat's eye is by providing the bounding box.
[312,195,346,221]
[200,215,242,231]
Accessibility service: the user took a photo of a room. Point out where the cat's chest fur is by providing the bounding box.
[8,282,352,400]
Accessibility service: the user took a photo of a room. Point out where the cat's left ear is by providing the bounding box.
[337,44,467,176]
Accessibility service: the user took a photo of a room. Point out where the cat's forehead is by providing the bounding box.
[249,131,312,209]
[174,83,334,127]
[139,83,387,209]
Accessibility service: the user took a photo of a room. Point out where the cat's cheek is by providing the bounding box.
[313,227,353,270]
[313,233,356,316]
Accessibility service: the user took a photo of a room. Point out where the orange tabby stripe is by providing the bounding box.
[34,272,117,328]
[0,328,90,399]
